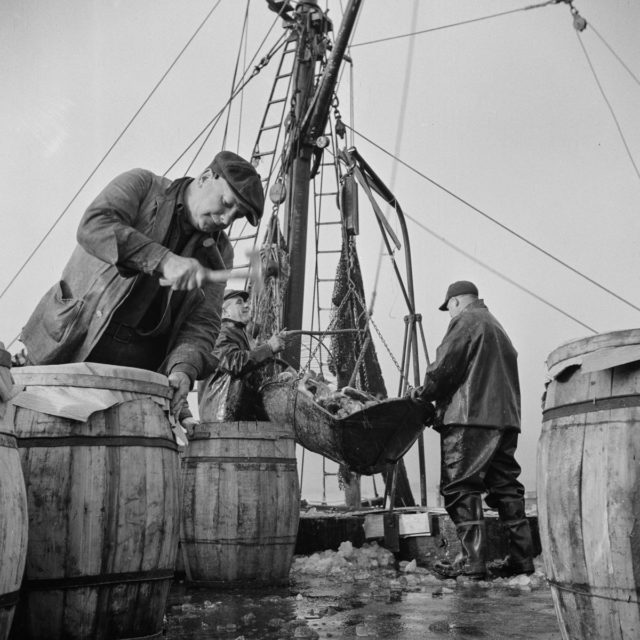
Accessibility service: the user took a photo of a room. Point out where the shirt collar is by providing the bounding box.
[175,178,194,235]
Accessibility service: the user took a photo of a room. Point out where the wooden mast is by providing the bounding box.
[277,0,363,369]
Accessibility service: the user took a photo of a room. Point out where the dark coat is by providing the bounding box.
[198,319,274,421]
[418,299,521,431]
[21,169,233,380]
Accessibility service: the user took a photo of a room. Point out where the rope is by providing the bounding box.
[165,32,288,176]
[0,0,224,303]
[590,24,640,89]
[350,1,561,48]
[405,211,597,334]
[345,123,640,316]
[369,0,419,316]
[548,578,640,605]
[222,0,251,151]
[574,30,640,184]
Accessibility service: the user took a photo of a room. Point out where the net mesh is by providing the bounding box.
[329,235,387,398]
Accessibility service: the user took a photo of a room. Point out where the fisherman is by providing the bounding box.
[410,280,534,580]
[198,289,289,421]
[19,151,264,420]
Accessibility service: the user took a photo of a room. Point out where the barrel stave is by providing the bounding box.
[181,421,299,586]
[13,389,180,640]
[541,338,640,640]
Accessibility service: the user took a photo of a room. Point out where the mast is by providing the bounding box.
[277,0,363,369]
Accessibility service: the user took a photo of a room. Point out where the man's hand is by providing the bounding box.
[267,332,287,354]
[409,386,427,405]
[159,253,209,291]
[0,343,15,421]
[180,416,199,439]
[168,371,191,418]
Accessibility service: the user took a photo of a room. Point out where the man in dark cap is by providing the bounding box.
[20,151,264,419]
[411,281,534,580]
[198,289,289,421]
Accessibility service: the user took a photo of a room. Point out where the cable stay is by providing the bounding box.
[572,23,640,183]
[350,0,562,49]
[404,211,597,335]
[345,123,640,316]
[0,0,225,303]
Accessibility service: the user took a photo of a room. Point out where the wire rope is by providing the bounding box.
[345,123,640,315]
[221,0,251,151]
[349,0,560,49]
[590,24,640,90]
[575,30,640,184]
[0,0,224,303]
[369,0,419,316]
[404,211,597,334]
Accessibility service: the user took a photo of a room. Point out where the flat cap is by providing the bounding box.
[438,280,478,311]
[224,289,250,302]
[209,151,264,227]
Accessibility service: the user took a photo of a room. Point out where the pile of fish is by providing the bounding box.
[297,371,380,419]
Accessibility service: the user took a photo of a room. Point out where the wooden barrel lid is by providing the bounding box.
[11,363,171,399]
[546,328,640,372]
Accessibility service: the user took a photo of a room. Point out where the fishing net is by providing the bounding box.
[329,235,387,398]
[249,215,291,388]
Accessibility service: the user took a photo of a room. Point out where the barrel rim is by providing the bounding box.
[546,329,640,370]
[12,363,168,386]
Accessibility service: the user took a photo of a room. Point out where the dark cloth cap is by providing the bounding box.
[439,280,479,311]
[224,289,250,302]
[209,151,264,227]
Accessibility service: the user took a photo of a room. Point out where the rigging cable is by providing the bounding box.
[590,24,640,89]
[221,0,251,152]
[404,211,597,334]
[349,0,561,49]
[345,123,640,315]
[165,23,289,176]
[0,0,224,303]
[369,0,419,317]
[574,29,640,184]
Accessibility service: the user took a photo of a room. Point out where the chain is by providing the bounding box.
[348,285,412,389]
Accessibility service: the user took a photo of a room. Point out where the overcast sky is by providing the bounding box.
[2,0,639,504]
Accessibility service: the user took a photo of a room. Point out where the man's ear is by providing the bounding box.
[199,168,215,185]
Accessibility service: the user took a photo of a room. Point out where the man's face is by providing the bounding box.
[187,170,247,233]
[447,296,461,318]
[222,296,251,324]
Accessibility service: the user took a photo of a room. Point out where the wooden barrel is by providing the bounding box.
[0,418,28,640]
[8,365,181,640]
[538,329,640,640]
[180,421,300,586]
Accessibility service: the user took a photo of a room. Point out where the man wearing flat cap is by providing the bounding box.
[20,151,264,419]
[411,281,534,581]
[198,288,289,421]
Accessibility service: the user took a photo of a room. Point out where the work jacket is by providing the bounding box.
[21,169,233,381]
[198,319,274,421]
[418,300,521,431]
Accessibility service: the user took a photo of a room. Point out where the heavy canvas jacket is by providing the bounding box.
[21,169,233,380]
[197,319,274,421]
[419,300,521,431]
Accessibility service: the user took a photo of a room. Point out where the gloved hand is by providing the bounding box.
[408,386,427,405]
[267,332,287,354]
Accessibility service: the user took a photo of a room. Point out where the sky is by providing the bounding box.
[2,0,640,505]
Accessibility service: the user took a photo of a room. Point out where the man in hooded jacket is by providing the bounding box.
[412,280,534,580]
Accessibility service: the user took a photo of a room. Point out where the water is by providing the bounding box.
[165,543,561,639]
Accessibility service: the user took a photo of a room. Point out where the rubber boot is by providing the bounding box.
[489,499,534,577]
[434,495,487,580]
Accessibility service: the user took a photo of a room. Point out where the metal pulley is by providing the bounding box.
[269,180,287,205]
